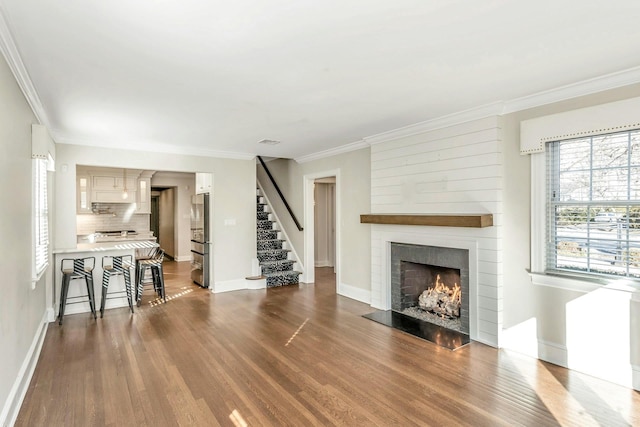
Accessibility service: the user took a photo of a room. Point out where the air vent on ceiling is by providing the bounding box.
[257,139,281,145]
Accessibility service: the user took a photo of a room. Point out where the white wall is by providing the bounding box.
[369,116,503,346]
[0,54,49,425]
[54,144,257,291]
[257,148,371,297]
[501,83,640,389]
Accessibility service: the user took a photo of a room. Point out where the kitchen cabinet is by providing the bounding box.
[75,167,156,209]
[196,172,212,194]
[76,173,92,213]
[136,171,154,213]
[92,173,137,203]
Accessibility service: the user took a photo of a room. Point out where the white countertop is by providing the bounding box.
[54,240,158,254]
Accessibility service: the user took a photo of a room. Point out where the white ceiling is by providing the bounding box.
[2,1,640,160]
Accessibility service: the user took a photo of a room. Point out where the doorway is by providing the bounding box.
[303,170,340,288]
[151,187,176,260]
[314,178,336,272]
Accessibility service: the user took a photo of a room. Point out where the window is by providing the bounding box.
[546,129,640,279]
[33,157,49,281]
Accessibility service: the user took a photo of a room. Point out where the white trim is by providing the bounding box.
[0,310,48,427]
[212,278,266,293]
[337,282,370,304]
[302,169,341,286]
[363,102,505,146]
[633,364,640,391]
[537,339,569,368]
[315,260,332,267]
[294,140,369,164]
[0,6,50,129]
[504,65,640,115]
[528,271,601,293]
[173,255,191,262]
[54,135,256,160]
[295,66,640,162]
[520,96,640,154]
[256,180,304,277]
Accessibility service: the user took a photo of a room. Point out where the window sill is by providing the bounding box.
[31,263,48,288]
[528,270,640,301]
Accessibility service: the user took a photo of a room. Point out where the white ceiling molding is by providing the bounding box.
[363,102,506,146]
[53,134,256,161]
[294,139,369,164]
[299,65,640,162]
[503,65,640,114]
[0,5,49,129]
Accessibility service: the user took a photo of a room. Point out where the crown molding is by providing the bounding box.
[53,133,256,161]
[294,139,369,163]
[363,102,506,146]
[299,66,640,161]
[503,66,640,114]
[0,5,50,128]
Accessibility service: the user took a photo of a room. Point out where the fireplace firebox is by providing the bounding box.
[391,243,470,335]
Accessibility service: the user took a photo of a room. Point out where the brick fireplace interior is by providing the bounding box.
[364,242,471,350]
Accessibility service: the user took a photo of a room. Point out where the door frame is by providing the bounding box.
[303,169,340,287]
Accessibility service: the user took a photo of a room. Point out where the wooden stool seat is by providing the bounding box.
[58,257,97,325]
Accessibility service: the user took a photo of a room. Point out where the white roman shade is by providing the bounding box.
[520,96,640,155]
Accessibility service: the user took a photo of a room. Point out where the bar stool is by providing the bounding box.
[100,254,135,317]
[135,246,159,287]
[58,257,97,325]
[136,249,166,306]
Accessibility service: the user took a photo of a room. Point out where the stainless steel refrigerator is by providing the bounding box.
[190,193,210,287]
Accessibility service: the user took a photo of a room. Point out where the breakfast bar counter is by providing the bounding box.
[53,240,159,318]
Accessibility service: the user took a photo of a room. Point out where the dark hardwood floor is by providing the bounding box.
[16,263,640,426]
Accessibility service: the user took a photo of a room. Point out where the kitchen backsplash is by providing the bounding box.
[77,203,150,235]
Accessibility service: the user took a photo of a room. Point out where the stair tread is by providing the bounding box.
[260,260,295,266]
[257,248,291,254]
[263,270,302,277]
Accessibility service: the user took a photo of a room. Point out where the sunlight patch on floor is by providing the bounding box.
[229,409,248,427]
[509,354,600,426]
[285,318,309,347]
[148,287,194,306]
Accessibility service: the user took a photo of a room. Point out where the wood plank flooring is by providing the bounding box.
[16,263,640,426]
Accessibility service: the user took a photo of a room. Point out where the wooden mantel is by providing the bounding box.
[360,214,493,228]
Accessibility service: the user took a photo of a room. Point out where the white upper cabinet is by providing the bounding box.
[196,173,212,194]
[136,171,154,213]
[76,167,155,211]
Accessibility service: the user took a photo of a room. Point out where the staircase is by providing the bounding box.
[256,188,302,287]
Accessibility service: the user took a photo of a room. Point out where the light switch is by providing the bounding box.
[224,219,236,226]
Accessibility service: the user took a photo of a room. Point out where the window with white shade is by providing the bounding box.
[33,157,49,281]
[546,129,640,279]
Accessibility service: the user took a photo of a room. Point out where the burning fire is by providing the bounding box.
[418,274,462,318]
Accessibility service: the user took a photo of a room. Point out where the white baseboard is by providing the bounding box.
[337,282,371,304]
[315,260,333,268]
[632,365,640,391]
[45,307,55,323]
[537,339,568,368]
[1,310,48,427]
[212,277,267,293]
[174,256,191,262]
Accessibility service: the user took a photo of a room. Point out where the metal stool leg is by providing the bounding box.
[85,273,97,319]
[100,270,110,318]
[124,267,134,313]
[137,264,147,307]
[58,274,71,325]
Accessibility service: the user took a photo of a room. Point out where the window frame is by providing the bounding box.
[32,156,49,283]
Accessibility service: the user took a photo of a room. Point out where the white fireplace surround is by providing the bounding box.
[371,227,480,342]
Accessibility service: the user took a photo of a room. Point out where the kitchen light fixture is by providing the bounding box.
[122,168,128,199]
